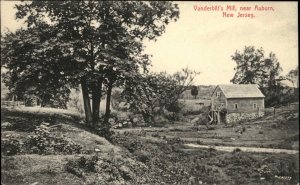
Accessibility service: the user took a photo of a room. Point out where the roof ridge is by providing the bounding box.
[216,84,264,98]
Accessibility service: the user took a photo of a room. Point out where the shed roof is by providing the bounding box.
[216,84,265,98]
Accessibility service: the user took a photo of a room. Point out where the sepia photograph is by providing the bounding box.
[1,1,299,185]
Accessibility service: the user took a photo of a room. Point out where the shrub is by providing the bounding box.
[196,140,204,145]
[65,155,99,177]
[1,135,21,156]
[24,122,82,155]
[165,101,183,113]
[232,148,241,153]
[197,114,209,125]
[134,150,150,163]
[1,122,13,129]
[166,137,182,145]
[183,110,202,116]
[164,112,180,121]
[207,127,215,130]
[96,127,114,141]
[220,108,227,114]
[258,165,274,181]
[111,132,143,153]
[65,160,84,178]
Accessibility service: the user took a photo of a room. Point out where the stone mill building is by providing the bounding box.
[210,84,265,124]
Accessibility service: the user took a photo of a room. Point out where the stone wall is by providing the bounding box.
[226,111,264,123]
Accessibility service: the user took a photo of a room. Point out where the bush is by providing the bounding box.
[258,165,274,181]
[134,150,150,163]
[111,132,143,153]
[183,110,202,116]
[24,122,82,155]
[151,132,160,137]
[1,122,13,129]
[232,148,241,153]
[96,127,114,141]
[65,155,139,184]
[65,155,99,178]
[234,126,246,134]
[166,137,182,145]
[1,135,21,156]
[165,101,183,113]
[164,112,180,121]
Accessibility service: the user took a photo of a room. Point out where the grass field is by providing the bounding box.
[1,106,299,185]
[179,99,211,112]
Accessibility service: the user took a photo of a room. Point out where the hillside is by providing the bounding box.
[181,85,216,99]
[2,106,299,185]
[1,107,150,185]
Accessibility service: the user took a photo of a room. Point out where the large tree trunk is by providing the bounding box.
[92,81,102,126]
[81,77,93,126]
[104,81,113,126]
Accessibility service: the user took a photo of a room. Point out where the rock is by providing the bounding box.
[122,121,128,127]
[153,115,166,123]
[191,117,200,123]
[1,122,12,128]
[153,107,161,114]
[152,132,159,137]
[108,118,115,124]
[137,122,147,127]
[188,176,197,185]
[132,117,139,123]
[127,121,132,127]
[119,165,135,179]
[95,148,100,152]
[44,122,50,126]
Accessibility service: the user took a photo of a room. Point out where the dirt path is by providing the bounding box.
[184,143,299,154]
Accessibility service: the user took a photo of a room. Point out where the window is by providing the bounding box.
[234,103,238,109]
[253,103,257,109]
[216,92,221,97]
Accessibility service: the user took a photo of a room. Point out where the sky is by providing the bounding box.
[1,1,298,85]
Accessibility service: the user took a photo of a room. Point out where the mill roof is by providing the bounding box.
[214,84,265,98]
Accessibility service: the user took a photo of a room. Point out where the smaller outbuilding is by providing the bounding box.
[210,84,265,124]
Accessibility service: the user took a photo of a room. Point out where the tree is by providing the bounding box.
[1,28,73,108]
[285,66,299,103]
[231,46,287,107]
[231,46,266,86]
[122,68,200,122]
[191,85,198,99]
[286,66,299,88]
[2,1,179,127]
